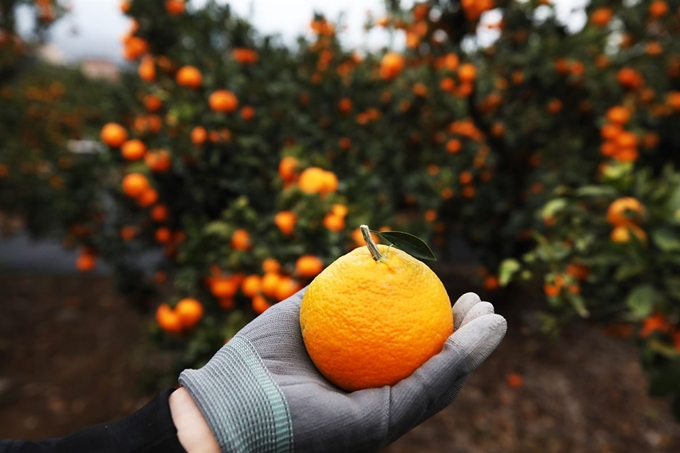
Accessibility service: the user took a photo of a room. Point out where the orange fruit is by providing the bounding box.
[252,295,271,314]
[191,126,207,146]
[296,255,324,278]
[591,7,612,26]
[241,275,261,297]
[232,48,259,64]
[649,0,668,18]
[275,211,297,235]
[151,204,169,223]
[606,197,645,226]
[380,52,405,79]
[145,149,172,172]
[122,173,149,198]
[143,94,162,112]
[156,304,183,333]
[76,253,96,272]
[323,213,345,232]
[165,0,185,15]
[566,263,590,281]
[261,272,281,298]
[121,139,147,161]
[300,228,453,391]
[458,63,477,83]
[611,225,647,243]
[210,277,239,298]
[241,105,255,121]
[232,228,251,250]
[606,106,631,125]
[155,227,172,244]
[101,123,128,147]
[209,90,239,113]
[544,283,560,297]
[298,167,338,195]
[262,258,280,274]
[279,156,298,181]
[275,276,302,301]
[137,187,159,207]
[176,298,203,328]
[138,55,155,82]
[176,66,202,89]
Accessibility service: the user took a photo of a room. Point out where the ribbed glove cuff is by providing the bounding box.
[179,336,293,453]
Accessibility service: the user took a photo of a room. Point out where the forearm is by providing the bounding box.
[0,388,187,453]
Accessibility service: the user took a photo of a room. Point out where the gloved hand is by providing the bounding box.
[179,288,507,453]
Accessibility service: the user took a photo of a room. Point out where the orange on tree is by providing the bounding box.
[260,272,281,298]
[606,106,631,125]
[591,7,613,26]
[252,295,271,314]
[175,298,203,328]
[607,197,645,226]
[121,173,150,198]
[156,304,183,334]
[121,139,147,161]
[241,275,261,297]
[380,52,405,79]
[165,0,185,15]
[262,258,280,274]
[144,94,162,112]
[611,225,647,243]
[137,187,159,207]
[151,204,169,222]
[275,211,297,235]
[138,55,155,82]
[231,228,251,250]
[279,156,298,181]
[458,63,477,83]
[76,252,96,272]
[145,149,172,172]
[176,65,203,89]
[101,122,128,147]
[300,225,453,391]
[209,90,239,113]
[191,126,207,146]
[323,213,345,232]
[240,105,255,121]
[210,276,239,298]
[275,276,302,301]
[296,255,324,278]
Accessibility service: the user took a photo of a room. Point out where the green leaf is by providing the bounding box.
[574,186,617,198]
[568,294,590,318]
[652,228,680,252]
[615,263,644,281]
[372,230,436,261]
[625,285,657,320]
[541,198,567,219]
[499,258,521,286]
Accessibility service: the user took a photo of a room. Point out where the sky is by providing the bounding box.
[17,0,587,65]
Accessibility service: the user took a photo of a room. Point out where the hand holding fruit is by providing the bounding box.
[179,256,507,452]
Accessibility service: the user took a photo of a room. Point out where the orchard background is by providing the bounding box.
[2,0,680,448]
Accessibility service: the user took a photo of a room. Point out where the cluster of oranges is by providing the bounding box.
[607,197,647,243]
[599,107,641,163]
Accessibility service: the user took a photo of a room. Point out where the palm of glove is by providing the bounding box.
[234,288,507,452]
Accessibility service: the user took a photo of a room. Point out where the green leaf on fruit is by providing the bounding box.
[372,230,436,261]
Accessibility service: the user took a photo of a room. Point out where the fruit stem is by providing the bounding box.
[360,225,384,262]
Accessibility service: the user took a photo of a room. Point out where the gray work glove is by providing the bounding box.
[179,288,507,453]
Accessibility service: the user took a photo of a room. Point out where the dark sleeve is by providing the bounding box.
[0,387,186,453]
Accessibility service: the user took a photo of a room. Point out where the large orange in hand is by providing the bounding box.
[300,226,453,391]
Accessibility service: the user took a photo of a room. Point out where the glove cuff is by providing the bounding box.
[179,336,293,453]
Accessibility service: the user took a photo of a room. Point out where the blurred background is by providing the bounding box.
[1,0,680,451]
